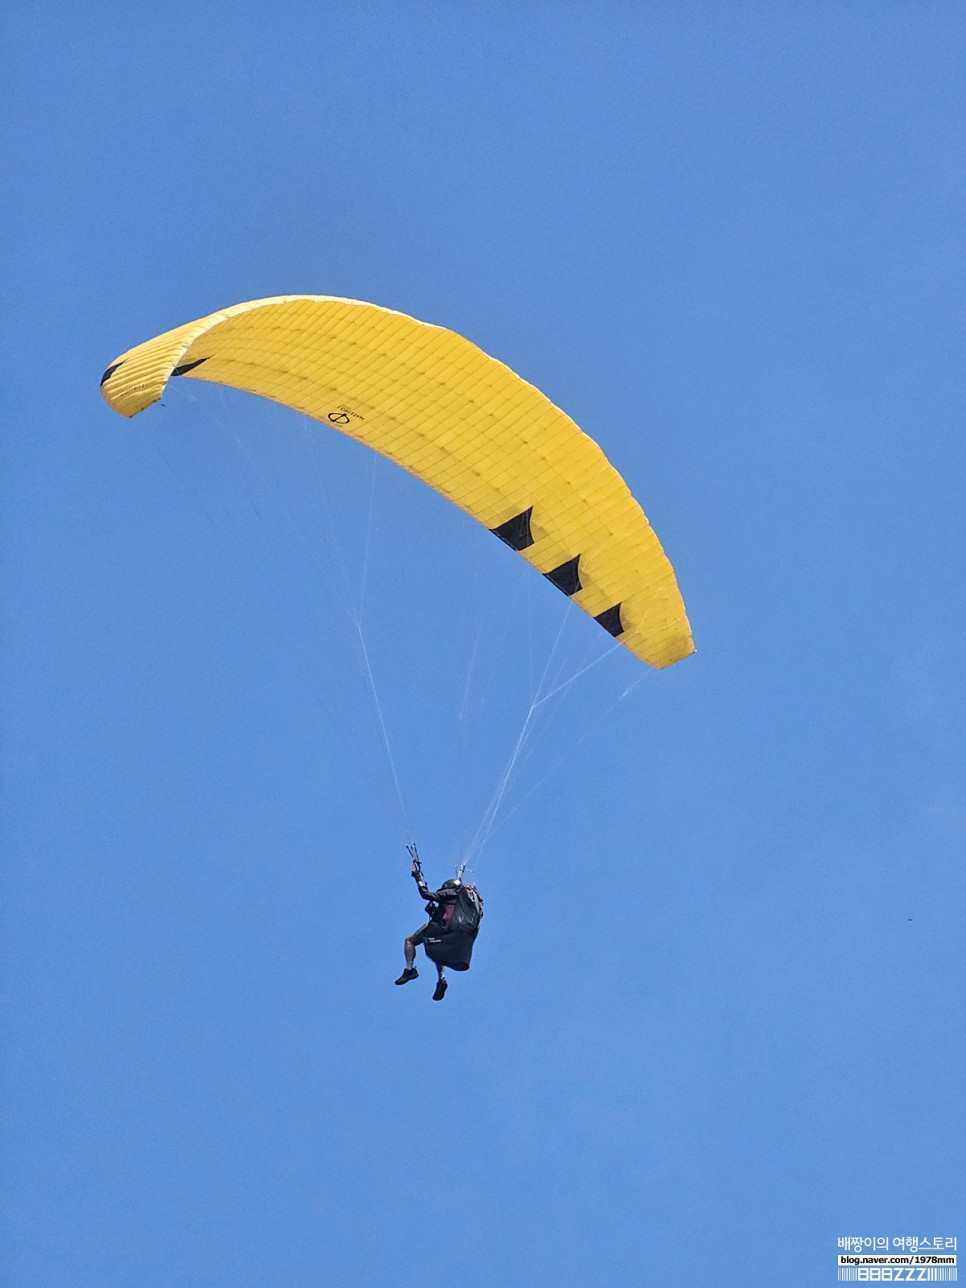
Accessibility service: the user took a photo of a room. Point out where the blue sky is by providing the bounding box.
[3,4,965,1285]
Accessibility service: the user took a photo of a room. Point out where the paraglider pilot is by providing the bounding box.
[396,858,483,1001]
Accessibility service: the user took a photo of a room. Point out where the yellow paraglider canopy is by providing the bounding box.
[101,295,693,668]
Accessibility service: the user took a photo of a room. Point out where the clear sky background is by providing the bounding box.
[3,4,965,1286]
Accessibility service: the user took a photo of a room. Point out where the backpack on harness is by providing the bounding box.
[424,884,484,971]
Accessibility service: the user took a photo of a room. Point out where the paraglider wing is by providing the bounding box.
[101,295,693,668]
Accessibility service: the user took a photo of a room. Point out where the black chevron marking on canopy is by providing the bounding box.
[595,603,624,637]
[172,357,210,377]
[100,361,124,386]
[544,555,582,597]
[490,507,534,551]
